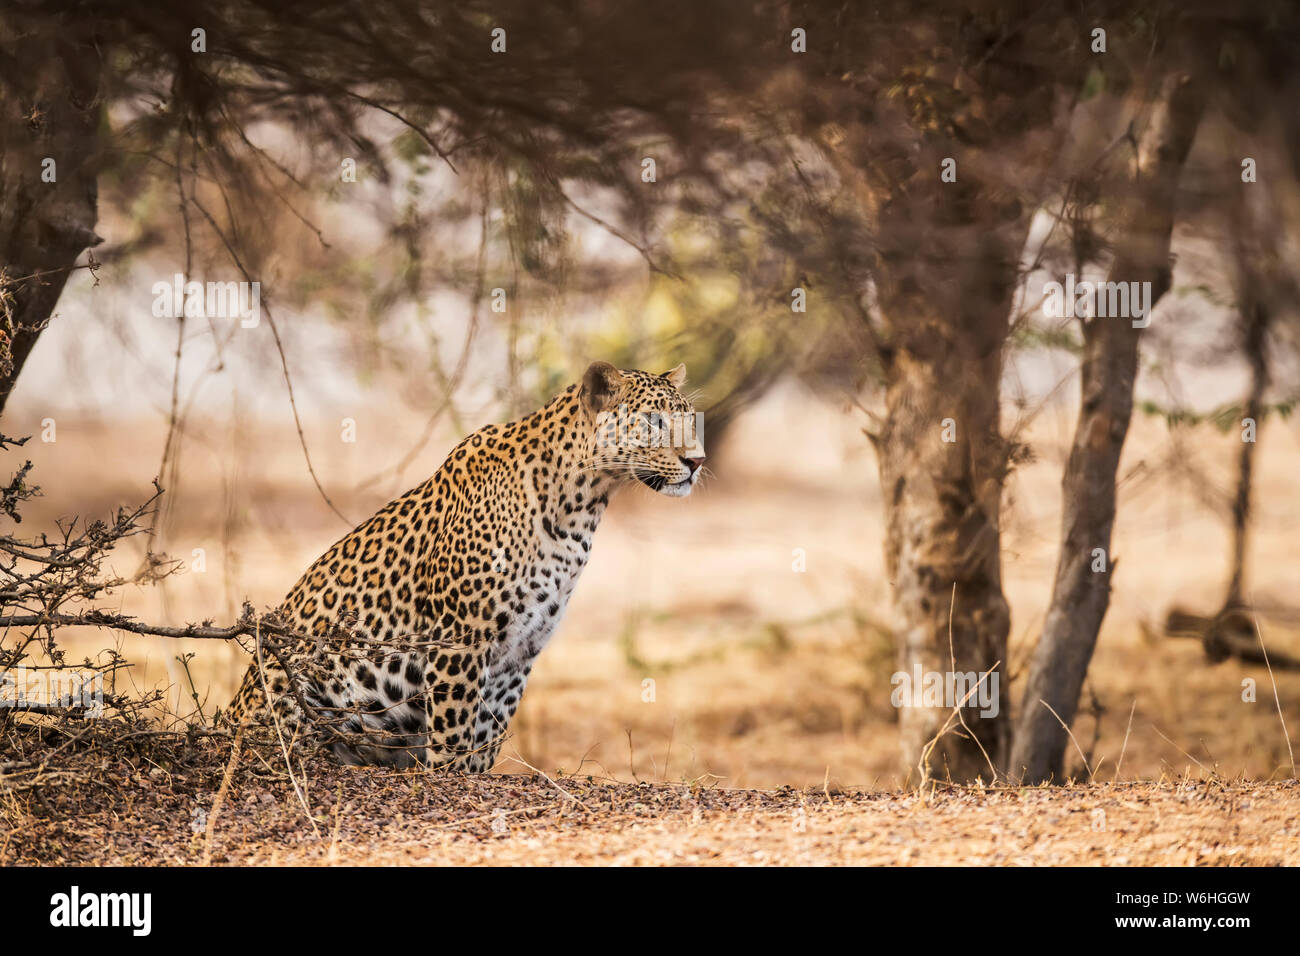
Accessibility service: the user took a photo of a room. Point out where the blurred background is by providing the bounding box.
[9,184,1300,788]
[3,2,1299,788]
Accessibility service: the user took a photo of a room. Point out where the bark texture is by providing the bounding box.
[874,296,1015,781]
[1009,70,1208,783]
[798,4,1091,781]
[0,10,103,416]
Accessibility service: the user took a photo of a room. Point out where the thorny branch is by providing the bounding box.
[0,434,496,802]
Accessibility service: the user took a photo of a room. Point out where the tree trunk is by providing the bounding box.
[1223,173,1279,610]
[864,99,1063,782]
[0,11,103,416]
[1009,69,1207,783]
[800,7,1088,782]
[874,294,1014,781]
[1226,297,1266,608]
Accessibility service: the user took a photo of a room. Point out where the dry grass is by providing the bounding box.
[2,725,1294,865]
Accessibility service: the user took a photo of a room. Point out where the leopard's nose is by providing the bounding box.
[680,455,704,475]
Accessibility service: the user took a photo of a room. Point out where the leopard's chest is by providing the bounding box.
[490,507,597,663]
[494,555,581,664]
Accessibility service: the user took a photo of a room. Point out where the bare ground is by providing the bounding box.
[3,729,1296,866]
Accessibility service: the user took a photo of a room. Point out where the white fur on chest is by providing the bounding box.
[479,500,605,698]
[493,548,585,672]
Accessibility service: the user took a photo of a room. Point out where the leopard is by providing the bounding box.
[222,361,706,772]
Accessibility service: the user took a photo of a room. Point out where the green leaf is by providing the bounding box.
[1080,66,1106,102]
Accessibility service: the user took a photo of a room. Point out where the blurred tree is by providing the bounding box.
[1011,56,1208,783]
[0,8,103,414]
[791,1,1091,780]
[1014,5,1300,782]
[0,0,781,425]
[1160,40,1300,677]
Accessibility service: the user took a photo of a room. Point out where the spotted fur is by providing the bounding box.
[223,362,705,772]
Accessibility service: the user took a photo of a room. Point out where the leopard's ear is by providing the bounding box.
[580,361,625,415]
[662,363,687,387]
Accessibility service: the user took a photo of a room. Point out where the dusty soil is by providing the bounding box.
[3,728,1296,866]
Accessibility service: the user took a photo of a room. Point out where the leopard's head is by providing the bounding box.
[580,361,706,497]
